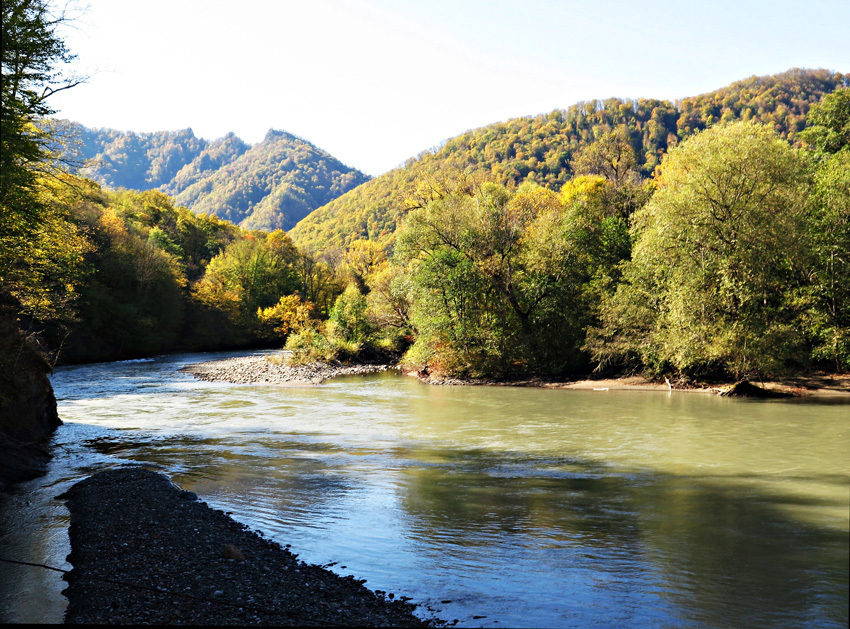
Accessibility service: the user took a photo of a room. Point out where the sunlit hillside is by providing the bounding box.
[289,68,846,252]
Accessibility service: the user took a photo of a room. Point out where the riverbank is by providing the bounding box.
[183,354,395,385]
[0,300,61,489]
[420,372,850,397]
[61,467,441,626]
[184,353,850,397]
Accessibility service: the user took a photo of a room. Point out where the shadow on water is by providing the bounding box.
[396,447,849,628]
[3,435,847,627]
[59,425,850,628]
[80,433,358,526]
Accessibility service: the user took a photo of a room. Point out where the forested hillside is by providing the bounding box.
[283,91,849,381]
[64,124,369,231]
[174,130,370,231]
[289,68,846,252]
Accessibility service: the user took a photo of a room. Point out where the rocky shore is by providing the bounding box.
[61,467,441,626]
[183,354,395,385]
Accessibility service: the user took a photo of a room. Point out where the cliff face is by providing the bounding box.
[0,302,61,488]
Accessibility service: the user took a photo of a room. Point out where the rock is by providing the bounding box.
[222,543,245,561]
[0,296,61,488]
[183,355,395,387]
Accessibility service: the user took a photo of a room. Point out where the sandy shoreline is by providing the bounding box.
[401,370,850,398]
[183,353,850,398]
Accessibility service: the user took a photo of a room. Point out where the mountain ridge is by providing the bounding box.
[64,124,370,232]
[288,67,847,252]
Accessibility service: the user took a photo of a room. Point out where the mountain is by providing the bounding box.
[63,125,369,232]
[173,130,369,231]
[160,132,250,196]
[288,68,847,252]
[68,125,213,191]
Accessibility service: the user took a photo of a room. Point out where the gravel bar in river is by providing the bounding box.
[61,467,442,626]
[183,354,393,385]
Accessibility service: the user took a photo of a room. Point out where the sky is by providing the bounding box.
[50,0,850,176]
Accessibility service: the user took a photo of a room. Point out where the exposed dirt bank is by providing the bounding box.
[61,467,442,626]
[414,371,850,398]
[0,300,61,489]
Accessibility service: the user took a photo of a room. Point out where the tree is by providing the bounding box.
[394,179,630,377]
[342,239,387,291]
[194,232,300,332]
[797,88,850,370]
[326,283,376,355]
[799,87,850,155]
[1,0,94,380]
[1,0,81,236]
[591,121,810,378]
[570,125,637,185]
[801,150,850,371]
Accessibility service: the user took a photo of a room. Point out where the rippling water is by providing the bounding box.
[1,350,848,627]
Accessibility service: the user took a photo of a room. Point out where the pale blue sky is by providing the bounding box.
[51,0,849,176]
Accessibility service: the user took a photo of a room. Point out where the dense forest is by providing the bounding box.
[1,0,847,396]
[289,68,845,252]
[284,78,850,382]
[4,176,361,365]
[62,123,370,231]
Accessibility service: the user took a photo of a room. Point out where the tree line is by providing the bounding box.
[290,68,845,253]
[5,176,376,364]
[289,91,849,381]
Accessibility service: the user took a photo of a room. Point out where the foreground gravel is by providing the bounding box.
[61,467,441,626]
[184,354,394,385]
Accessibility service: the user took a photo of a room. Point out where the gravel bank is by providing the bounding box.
[183,354,394,385]
[61,467,440,626]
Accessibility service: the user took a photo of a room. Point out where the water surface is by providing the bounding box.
[1,351,847,627]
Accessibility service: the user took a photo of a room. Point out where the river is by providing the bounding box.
[1,350,848,627]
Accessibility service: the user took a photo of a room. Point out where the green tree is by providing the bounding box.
[325,283,376,357]
[1,0,84,319]
[796,88,850,371]
[395,179,630,376]
[194,231,300,331]
[58,204,186,361]
[591,121,810,379]
[396,183,522,375]
[801,151,850,371]
[799,87,850,155]
[148,225,183,258]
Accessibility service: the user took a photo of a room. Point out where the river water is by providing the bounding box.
[1,351,848,627]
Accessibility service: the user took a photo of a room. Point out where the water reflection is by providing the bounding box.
[394,447,849,627]
[399,449,638,544]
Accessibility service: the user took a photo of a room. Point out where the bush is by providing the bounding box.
[283,325,337,364]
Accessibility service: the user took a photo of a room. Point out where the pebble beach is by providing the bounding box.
[183,354,394,386]
[61,467,441,626]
